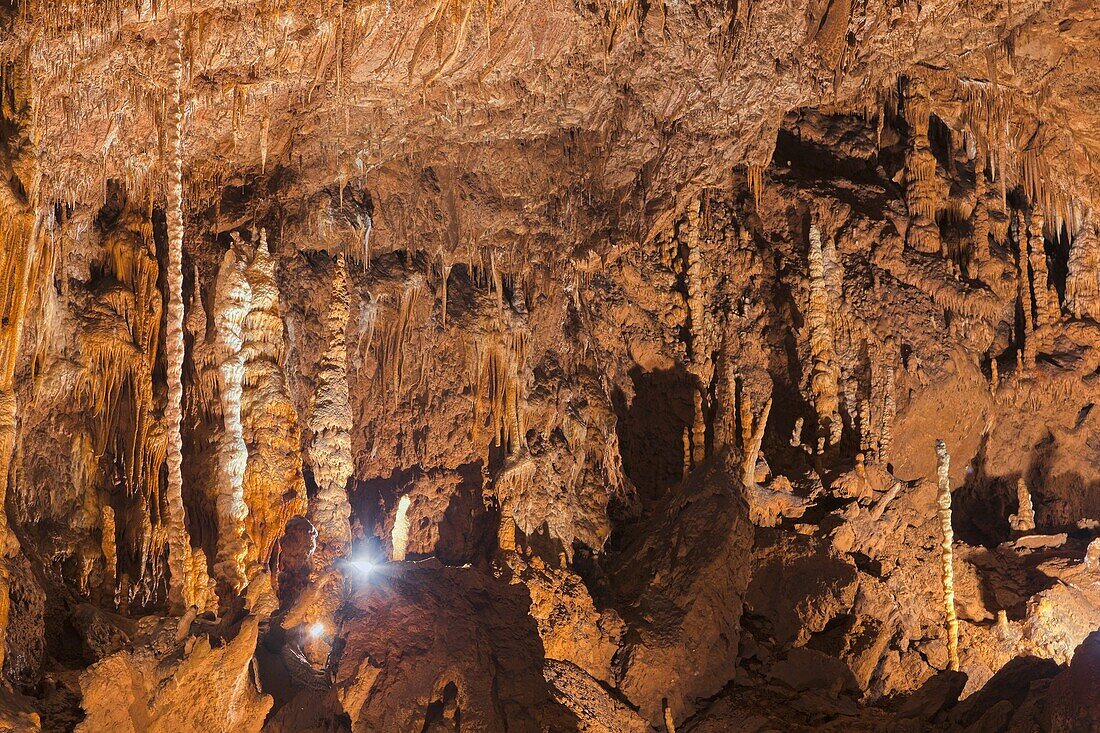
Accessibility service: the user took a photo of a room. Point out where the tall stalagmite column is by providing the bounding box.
[308,255,354,569]
[1014,212,1035,371]
[212,243,253,592]
[241,232,307,573]
[808,224,841,446]
[935,439,959,671]
[1027,208,1058,347]
[164,24,196,613]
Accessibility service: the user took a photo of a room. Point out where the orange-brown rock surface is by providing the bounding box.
[1,0,1100,731]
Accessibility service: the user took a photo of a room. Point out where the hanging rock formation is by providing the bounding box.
[1,1,1100,730]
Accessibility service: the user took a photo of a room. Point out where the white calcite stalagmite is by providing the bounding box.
[308,255,354,569]
[935,439,959,672]
[163,25,200,614]
[1009,477,1037,532]
[390,494,412,562]
[212,242,253,592]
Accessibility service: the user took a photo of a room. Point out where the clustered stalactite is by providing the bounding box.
[77,207,167,608]
[903,77,941,255]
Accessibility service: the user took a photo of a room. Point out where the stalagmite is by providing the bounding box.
[1009,477,1036,532]
[879,364,896,465]
[100,505,116,592]
[391,494,412,561]
[1065,215,1100,320]
[741,396,772,488]
[903,77,941,254]
[692,388,706,468]
[1027,208,1058,342]
[308,255,354,569]
[969,150,991,280]
[212,242,253,592]
[935,439,959,672]
[807,224,841,446]
[164,24,198,614]
[241,231,307,575]
[663,698,678,733]
[1015,212,1036,370]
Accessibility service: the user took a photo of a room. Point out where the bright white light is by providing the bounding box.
[349,558,374,574]
[309,622,325,638]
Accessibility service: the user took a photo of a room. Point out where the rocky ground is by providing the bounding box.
[1,0,1099,731]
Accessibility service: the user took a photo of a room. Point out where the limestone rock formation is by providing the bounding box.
[1,0,1100,730]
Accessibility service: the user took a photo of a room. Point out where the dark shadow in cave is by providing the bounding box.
[613,365,695,506]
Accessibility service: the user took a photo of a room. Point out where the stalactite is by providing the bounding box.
[374,278,415,407]
[471,327,529,456]
[1009,477,1036,532]
[241,231,307,577]
[308,255,354,570]
[212,241,253,592]
[807,224,841,446]
[164,24,199,614]
[903,77,941,255]
[187,270,220,420]
[1064,215,1099,320]
[935,439,960,672]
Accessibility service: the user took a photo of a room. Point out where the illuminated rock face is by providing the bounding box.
[4,0,1100,730]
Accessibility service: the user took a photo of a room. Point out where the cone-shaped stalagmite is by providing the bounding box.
[935,439,959,671]
[241,231,307,575]
[1009,477,1036,532]
[308,255,354,568]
